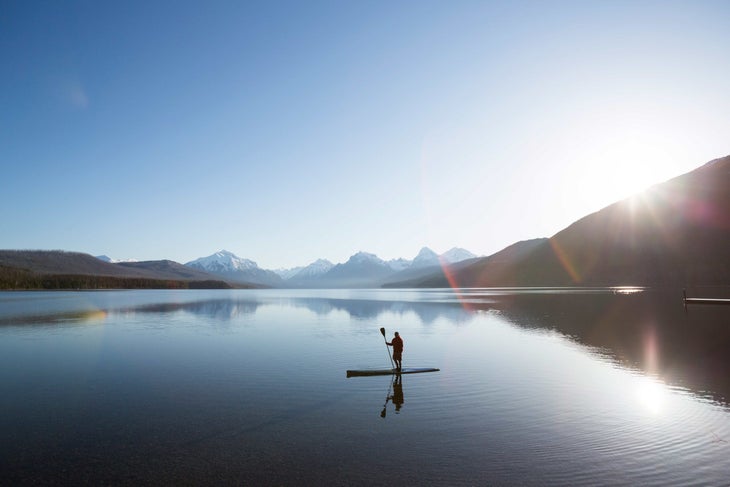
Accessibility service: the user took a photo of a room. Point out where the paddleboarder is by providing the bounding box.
[386,331,403,371]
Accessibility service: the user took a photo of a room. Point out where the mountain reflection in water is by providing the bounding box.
[1,288,729,485]
[2,288,727,405]
[99,289,730,405]
[119,289,727,406]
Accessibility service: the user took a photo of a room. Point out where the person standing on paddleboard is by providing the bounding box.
[386,332,403,371]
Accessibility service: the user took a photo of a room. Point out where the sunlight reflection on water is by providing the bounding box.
[0,288,728,485]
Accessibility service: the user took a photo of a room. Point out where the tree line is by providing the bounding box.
[0,266,231,290]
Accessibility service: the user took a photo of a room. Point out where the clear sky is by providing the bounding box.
[2,1,729,269]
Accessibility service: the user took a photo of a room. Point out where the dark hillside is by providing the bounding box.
[0,251,236,289]
[0,250,148,277]
[542,155,730,286]
[412,155,730,288]
[405,239,548,287]
[117,260,228,281]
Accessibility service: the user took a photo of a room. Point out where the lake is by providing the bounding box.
[1,288,729,485]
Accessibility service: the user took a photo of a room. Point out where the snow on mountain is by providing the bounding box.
[176,247,479,288]
[273,266,304,279]
[321,251,394,286]
[185,250,284,287]
[348,251,386,265]
[411,247,440,268]
[396,247,477,270]
[440,247,478,263]
[185,250,258,273]
[95,255,138,263]
[387,258,411,271]
[289,259,334,280]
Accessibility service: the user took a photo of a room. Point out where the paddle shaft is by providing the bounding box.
[381,375,394,418]
[380,327,395,369]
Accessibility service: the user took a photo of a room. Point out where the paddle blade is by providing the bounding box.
[379,327,386,337]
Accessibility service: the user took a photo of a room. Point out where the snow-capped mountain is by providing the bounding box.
[348,251,386,266]
[440,247,478,263]
[289,259,334,280]
[378,247,478,287]
[327,252,393,277]
[185,247,479,288]
[273,266,304,279]
[411,247,440,268]
[186,250,258,273]
[186,250,283,287]
[313,251,394,288]
[387,258,411,272]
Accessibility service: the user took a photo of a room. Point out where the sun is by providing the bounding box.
[635,376,668,415]
[592,141,667,203]
[555,127,683,223]
[552,95,693,217]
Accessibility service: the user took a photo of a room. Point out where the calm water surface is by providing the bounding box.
[1,288,729,485]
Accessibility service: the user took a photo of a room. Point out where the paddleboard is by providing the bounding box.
[346,367,440,378]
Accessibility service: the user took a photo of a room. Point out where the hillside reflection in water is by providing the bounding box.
[89,288,728,404]
[3,288,727,404]
[1,288,729,485]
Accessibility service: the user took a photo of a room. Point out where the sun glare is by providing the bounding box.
[594,144,663,201]
[635,376,668,415]
[555,98,692,218]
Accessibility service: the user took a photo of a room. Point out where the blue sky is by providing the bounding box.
[2,1,729,269]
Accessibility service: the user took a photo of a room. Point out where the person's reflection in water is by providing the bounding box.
[381,375,405,418]
[391,375,404,412]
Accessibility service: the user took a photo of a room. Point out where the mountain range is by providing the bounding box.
[0,245,478,290]
[182,247,478,288]
[1,155,728,290]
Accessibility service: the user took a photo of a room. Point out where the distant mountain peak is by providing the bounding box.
[411,247,440,268]
[185,250,283,287]
[416,247,437,256]
[310,258,335,268]
[211,249,247,262]
[289,259,334,280]
[441,247,477,263]
[274,266,304,279]
[348,251,385,264]
[387,257,411,271]
[186,250,259,272]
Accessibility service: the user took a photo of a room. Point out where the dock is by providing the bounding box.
[683,290,730,307]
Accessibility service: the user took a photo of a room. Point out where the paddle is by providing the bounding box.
[380,327,395,370]
[380,377,393,418]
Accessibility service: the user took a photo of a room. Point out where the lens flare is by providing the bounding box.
[549,239,581,284]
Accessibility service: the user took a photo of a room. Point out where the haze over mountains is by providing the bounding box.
[1,155,728,290]
[0,247,478,289]
[184,247,479,288]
